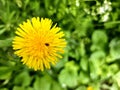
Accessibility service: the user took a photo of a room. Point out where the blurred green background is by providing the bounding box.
[0,0,120,90]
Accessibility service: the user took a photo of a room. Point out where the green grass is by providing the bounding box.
[0,0,120,90]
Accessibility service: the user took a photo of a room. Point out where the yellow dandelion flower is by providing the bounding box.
[12,17,66,71]
[87,86,93,90]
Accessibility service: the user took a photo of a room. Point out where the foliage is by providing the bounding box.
[0,0,120,90]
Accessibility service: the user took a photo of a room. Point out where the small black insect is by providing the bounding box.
[45,43,49,46]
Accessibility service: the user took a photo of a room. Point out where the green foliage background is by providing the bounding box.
[0,0,120,90]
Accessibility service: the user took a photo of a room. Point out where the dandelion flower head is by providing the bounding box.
[12,17,66,71]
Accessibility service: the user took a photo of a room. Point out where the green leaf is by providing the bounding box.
[0,66,12,80]
[90,51,106,61]
[109,38,120,60]
[110,83,119,90]
[0,88,8,90]
[26,87,34,90]
[0,38,12,48]
[58,61,78,88]
[75,86,86,90]
[100,64,119,79]
[109,64,119,74]
[91,30,108,51]
[65,61,79,71]
[33,75,52,90]
[51,81,65,90]
[80,57,88,71]
[104,21,120,29]
[15,0,22,8]
[58,69,78,88]
[14,71,31,87]
[113,71,120,87]
[89,50,105,80]
[78,71,89,84]
[79,41,86,57]
[13,86,25,90]
[0,25,6,35]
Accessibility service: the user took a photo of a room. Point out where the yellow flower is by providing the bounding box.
[12,17,66,71]
[87,86,93,90]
